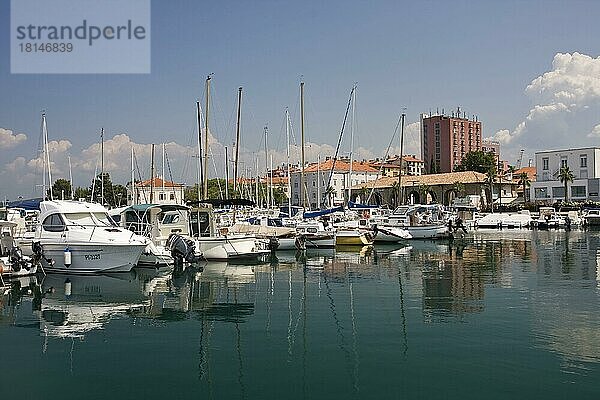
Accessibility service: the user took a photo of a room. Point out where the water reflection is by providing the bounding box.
[1,230,600,397]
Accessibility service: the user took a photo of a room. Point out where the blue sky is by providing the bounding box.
[1,0,600,199]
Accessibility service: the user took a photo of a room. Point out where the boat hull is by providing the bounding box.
[335,231,374,246]
[25,242,145,274]
[302,234,335,248]
[377,224,449,239]
[194,236,270,261]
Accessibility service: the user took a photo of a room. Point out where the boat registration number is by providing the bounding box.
[84,254,101,261]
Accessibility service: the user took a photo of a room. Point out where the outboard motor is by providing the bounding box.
[167,234,203,266]
[32,241,54,267]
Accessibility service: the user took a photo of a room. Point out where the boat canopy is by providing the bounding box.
[348,201,379,209]
[39,200,110,219]
[7,197,42,211]
[303,206,344,219]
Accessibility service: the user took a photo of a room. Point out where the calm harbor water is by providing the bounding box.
[2,230,600,399]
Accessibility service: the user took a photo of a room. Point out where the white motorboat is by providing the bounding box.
[227,216,301,251]
[296,221,335,248]
[373,225,412,242]
[188,205,271,262]
[475,211,532,229]
[109,204,187,267]
[16,200,148,274]
[376,204,450,240]
[582,209,600,226]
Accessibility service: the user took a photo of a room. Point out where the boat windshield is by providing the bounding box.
[93,212,117,227]
[64,212,116,227]
[65,212,96,226]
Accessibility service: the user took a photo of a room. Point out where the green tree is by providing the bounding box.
[558,166,574,202]
[90,172,114,206]
[73,186,90,201]
[112,184,128,207]
[455,151,497,173]
[517,172,531,202]
[418,184,430,204]
[485,168,497,212]
[48,179,72,200]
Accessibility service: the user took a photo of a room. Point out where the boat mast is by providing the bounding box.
[196,101,204,201]
[285,108,292,217]
[234,87,242,196]
[68,155,74,199]
[203,75,211,199]
[397,113,406,206]
[150,143,155,203]
[264,125,269,208]
[225,145,230,198]
[100,127,104,206]
[131,145,135,205]
[317,154,321,209]
[270,154,274,208]
[300,81,306,210]
[255,156,259,206]
[162,142,165,191]
[348,84,356,203]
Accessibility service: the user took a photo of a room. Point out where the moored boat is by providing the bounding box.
[335,229,374,246]
[16,200,148,274]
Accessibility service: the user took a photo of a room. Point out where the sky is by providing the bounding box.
[1,0,600,200]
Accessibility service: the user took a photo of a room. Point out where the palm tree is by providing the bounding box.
[485,168,497,212]
[418,184,430,205]
[517,172,531,202]
[390,182,400,207]
[452,180,464,201]
[323,185,335,208]
[558,166,574,202]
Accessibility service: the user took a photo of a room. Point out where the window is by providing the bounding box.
[294,182,298,188]
[580,155,587,168]
[534,187,549,198]
[561,157,567,169]
[159,193,165,200]
[42,214,66,232]
[312,181,315,187]
[170,194,175,200]
[571,186,586,197]
[552,187,565,198]
[542,158,549,171]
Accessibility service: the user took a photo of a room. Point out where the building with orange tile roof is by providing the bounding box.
[290,158,380,208]
[127,177,185,205]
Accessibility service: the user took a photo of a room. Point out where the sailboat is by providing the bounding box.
[182,76,270,261]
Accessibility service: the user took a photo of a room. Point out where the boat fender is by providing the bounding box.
[64,247,72,267]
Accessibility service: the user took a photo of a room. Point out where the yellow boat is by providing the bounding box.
[335,229,374,246]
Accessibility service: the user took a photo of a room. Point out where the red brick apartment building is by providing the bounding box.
[421,112,482,173]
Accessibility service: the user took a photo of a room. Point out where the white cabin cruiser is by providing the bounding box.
[296,221,335,248]
[187,204,270,261]
[16,200,148,274]
[375,204,450,240]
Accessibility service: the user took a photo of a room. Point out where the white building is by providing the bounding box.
[127,177,185,205]
[290,159,380,208]
[529,147,600,203]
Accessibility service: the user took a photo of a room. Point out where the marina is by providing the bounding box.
[3,1,600,398]
[1,229,599,399]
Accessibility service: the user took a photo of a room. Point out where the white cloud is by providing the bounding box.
[0,128,27,149]
[588,124,600,138]
[492,52,600,161]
